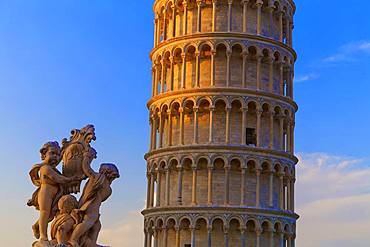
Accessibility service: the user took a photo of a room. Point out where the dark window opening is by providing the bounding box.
[184,245,191,247]
[246,128,257,146]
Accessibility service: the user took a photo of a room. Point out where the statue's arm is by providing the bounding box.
[43,166,73,184]
[82,149,98,178]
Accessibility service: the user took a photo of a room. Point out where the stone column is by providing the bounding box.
[256,107,263,147]
[149,118,154,151]
[269,168,274,207]
[177,165,183,205]
[269,229,275,247]
[286,118,291,153]
[175,226,180,247]
[169,56,174,91]
[285,16,290,45]
[162,227,168,247]
[256,54,262,90]
[227,0,232,32]
[155,62,160,95]
[195,52,201,88]
[291,177,295,212]
[207,165,213,205]
[279,231,284,247]
[224,164,230,205]
[197,0,202,32]
[225,107,231,144]
[269,110,274,149]
[279,62,284,95]
[181,52,186,89]
[267,5,274,37]
[191,226,196,247]
[279,11,283,42]
[279,172,284,210]
[240,228,247,247]
[212,0,217,32]
[287,176,291,211]
[167,110,172,146]
[172,5,176,38]
[242,51,248,88]
[146,173,151,208]
[192,165,198,205]
[156,168,161,207]
[163,10,167,41]
[224,228,229,247]
[226,50,231,87]
[152,115,157,150]
[150,172,155,207]
[287,234,292,247]
[268,56,274,92]
[289,20,293,46]
[291,119,295,154]
[179,107,185,145]
[165,168,170,206]
[241,107,248,145]
[153,229,159,247]
[207,227,212,247]
[255,167,261,208]
[183,1,188,35]
[154,17,158,46]
[209,106,215,143]
[240,167,246,206]
[193,106,199,144]
[151,67,156,97]
[256,0,263,35]
[147,230,152,247]
[144,229,148,247]
[210,50,216,86]
[279,115,284,151]
[158,112,164,148]
[242,0,249,32]
[256,228,262,247]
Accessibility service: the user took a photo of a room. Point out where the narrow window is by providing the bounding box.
[246,128,257,146]
[184,244,191,247]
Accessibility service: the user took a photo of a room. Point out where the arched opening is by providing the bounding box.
[199,44,212,87]
[261,221,272,246]
[230,99,243,144]
[195,218,208,245]
[229,159,242,205]
[230,44,243,87]
[246,160,257,206]
[170,102,181,146]
[183,100,195,145]
[260,161,271,208]
[247,46,258,89]
[173,48,183,91]
[261,103,270,148]
[211,218,225,246]
[166,218,176,247]
[182,158,193,205]
[180,218,192,246]
[185,45,197,89]
[246,220,257,246]
[196,157,209,205]
[201,0,213,32]
[261,49,271,91]
[215,0,228,31]
[215,43,228,87]
[246,101,257,147]
[229,219,241,246]
[212,158,226,205]
[169,159,179,206]
[198,99,211,144]
[213,99,227,143]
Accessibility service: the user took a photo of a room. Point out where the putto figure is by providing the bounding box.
[28,125,120,247]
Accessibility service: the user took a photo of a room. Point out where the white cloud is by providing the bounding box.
[295,73,320,83]
[296,153,370,247]
[98,210,144,247]
[322,41,370,63]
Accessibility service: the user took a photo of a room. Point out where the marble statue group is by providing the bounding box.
[27,125,120,247]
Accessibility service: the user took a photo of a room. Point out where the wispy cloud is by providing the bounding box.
[297,153,370,247]
[322,41,370,63]
[295,73,320,83]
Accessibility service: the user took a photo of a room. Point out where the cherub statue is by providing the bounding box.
[50,195,80,247]
[68,149,120,247]
[28,142,79,244]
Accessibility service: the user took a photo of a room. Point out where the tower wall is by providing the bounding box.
[143,0,298,246]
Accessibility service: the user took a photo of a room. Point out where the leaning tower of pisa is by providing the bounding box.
[143,0,298,246]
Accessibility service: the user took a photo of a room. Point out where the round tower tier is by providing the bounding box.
[144,0,297,246]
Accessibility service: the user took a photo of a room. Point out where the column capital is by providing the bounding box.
[209,106,216,111]
[178,107,184,113]
[192,164,198,171]
[211,49,217,55]
[241,0,250,4]
[167,109,172,115]
[226,49,232,57]
[255,0,263,7]
[181,52,186,59]
[193,106,200,112]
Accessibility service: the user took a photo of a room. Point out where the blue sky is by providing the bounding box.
[0,0,369,246]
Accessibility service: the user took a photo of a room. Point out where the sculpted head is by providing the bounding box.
[58,195,78,214]
[99,163,120,183]
[40,141,61,166]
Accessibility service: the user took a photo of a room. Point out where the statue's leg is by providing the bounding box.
[88,219,101,244]
[39,209,51,241]
[70,214,99,243]
[32,220,40,239]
